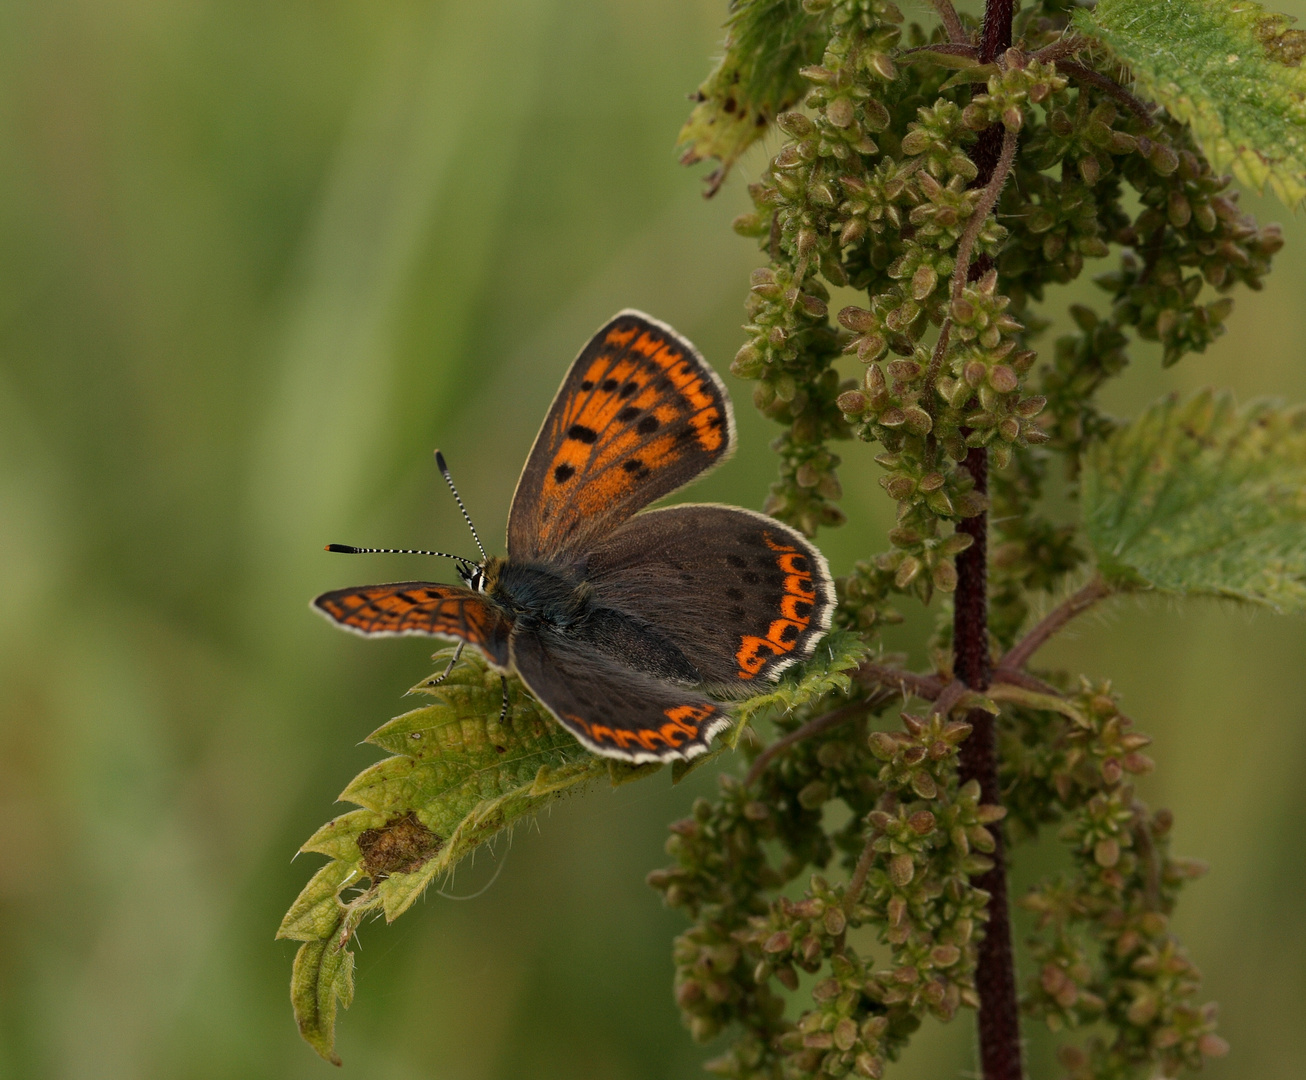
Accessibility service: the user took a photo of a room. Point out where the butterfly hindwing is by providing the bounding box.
[509,627,730,762]
[313,582,512,668]
[582,504,836,689]
[507,310,735,563]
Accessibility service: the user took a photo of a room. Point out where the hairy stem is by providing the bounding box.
[845,826,881,913]
[952,127,1019,305]
[929,677,970,720]
[930,0,968,45]
[955,455,1022,1080]
[978,0,1014,65]
[927,75,1019,392]
[1058,59,1157,126]
[990,666,1062,696]
[997,573,1113,672]
[1031,33,1084,65]
[953,449,991,699]
[953,4,1022,1079]
[745,699,872,787]
[856,661,945,700]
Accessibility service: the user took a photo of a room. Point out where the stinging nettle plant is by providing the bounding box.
[279,1,1306,1077]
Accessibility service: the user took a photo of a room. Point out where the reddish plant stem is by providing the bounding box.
[978,0,1014,64]
[1057,59,1157,126]
[930,0,968,45]
[954,455,1022,1080]
[952,450,991,699]
[744,699,873,787]
[953,3,1023,1080]
[997,573,1113,672]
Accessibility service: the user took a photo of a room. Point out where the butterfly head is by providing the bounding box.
[456,561,485,592]
[457,556,504,595]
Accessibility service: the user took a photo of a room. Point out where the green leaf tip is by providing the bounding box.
[1082,389,1306,611]
[290,937,353,1066]
[733,628,871,726]
[1075,0,1306,209]
[671,629,872,783]
[678,0,830,195]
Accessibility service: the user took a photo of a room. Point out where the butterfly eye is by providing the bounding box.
[457,563,487,592]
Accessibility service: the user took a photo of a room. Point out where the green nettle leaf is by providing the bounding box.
[279,636,869,1059]
[671,628,871,781]
[1075,0,1306,208]
[730,627,870,726]
[1082,390,1306,610]
[278,652,614,1063]
[678,0,827,195]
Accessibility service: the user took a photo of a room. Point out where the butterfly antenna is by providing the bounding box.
[325,544,471,567]
[434,450,488,561]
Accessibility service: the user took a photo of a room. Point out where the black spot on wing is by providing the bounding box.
[637,416,659,434]
[617,406,640,423]
[554,463,575,483]
[618,381,638,398]
[567,424,598,444]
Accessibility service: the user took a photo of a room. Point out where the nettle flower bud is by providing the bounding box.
[838,389,869,416]
[988,364,1018,393]
[778,111,814,139]
[826,96,855,129]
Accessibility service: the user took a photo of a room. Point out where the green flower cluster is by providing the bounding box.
[659,0,1285,1075]
[1040,123,1283,461]
[648,701,879,1077]
[1005,680,1226,1079]
[650,690,1010,1080]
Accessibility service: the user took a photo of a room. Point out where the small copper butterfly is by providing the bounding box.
[313,311,835,762]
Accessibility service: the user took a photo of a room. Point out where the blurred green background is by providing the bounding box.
[2,1,1306,1077]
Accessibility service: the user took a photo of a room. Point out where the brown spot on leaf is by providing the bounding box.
[357,811,443,881]
[1256,16,1306,66]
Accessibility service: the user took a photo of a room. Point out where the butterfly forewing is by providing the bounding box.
[509,629,730,762]
[313,582,512,667]
[507,310,735,563]
[583,504,836,689]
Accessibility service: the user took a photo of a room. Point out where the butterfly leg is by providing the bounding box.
[498,675,510,725]
[425,641,465,688]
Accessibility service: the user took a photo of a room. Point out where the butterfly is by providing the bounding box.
[313,310,836,762]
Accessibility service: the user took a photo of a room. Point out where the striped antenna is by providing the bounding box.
[434,450,488,560]
[325,544,470,564]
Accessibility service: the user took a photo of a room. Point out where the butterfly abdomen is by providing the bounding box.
[567,607,701,685]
